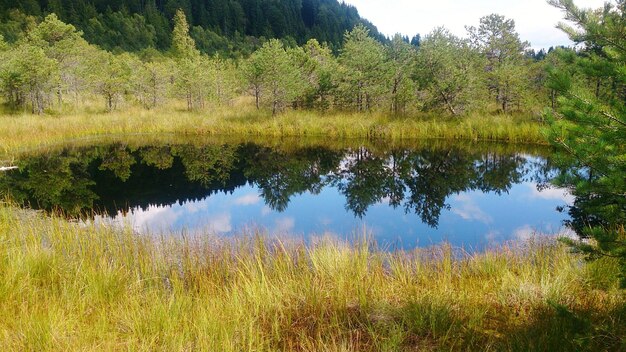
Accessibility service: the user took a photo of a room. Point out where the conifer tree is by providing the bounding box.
[547,0,626,285]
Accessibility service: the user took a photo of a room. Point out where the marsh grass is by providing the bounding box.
[0,104,545,156]
[0,203,623,351]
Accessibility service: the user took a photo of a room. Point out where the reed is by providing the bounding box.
[0,203,622,351]
[0,105,546,157]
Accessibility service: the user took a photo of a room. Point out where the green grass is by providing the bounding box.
[0,203,623,351]
[0,104,546,157]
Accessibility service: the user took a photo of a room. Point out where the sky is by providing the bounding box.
[342,0,607,50]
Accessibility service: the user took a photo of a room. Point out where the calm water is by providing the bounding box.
[0,139,573,249]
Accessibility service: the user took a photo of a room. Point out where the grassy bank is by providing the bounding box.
[0,203,623,351]
[0,105,545,156]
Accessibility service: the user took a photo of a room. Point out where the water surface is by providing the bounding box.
[0,138,573,250]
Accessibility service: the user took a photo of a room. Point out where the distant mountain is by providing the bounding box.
[0,0,384,53]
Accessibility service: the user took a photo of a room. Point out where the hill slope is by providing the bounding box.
[0,0,384,53]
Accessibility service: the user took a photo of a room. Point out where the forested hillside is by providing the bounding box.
[0,0,384,55]
[0,9,562,117]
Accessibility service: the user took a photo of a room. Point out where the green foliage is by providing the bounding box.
[0,0,384,55]
[386,34,416,115]
[247,39,305,115]
[90,51,133,111]
[546,0,626,285]
[467,14,534,113]
[130,59,171,109]
[0,43,59,113]
[82,10,157,52]
[171,9,198,60]
[0,8,553,117]
[416,27,485,115]
[337,25,388,112]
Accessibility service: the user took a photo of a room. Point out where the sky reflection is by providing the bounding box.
[109,182,572,250]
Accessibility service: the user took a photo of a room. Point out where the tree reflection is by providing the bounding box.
[0,141,554,227]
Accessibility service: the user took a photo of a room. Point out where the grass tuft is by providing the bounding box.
[0,203,623,351]
[0,105,546,156]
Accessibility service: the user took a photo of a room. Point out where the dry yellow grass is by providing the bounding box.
[0,103,546,157]
[0,203,623,351]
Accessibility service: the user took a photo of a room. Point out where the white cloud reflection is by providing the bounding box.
[527,183,575,205]
[514,225,536,241]
[274,217,296,233]
[234,194,261,206]
[451,194,493,224]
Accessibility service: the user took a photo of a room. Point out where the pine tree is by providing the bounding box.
[246,39,304,115]
[467,14,532,113]
[416,27,485,116]
[387,33,416,115]
[547,0,626,285]
[337,25,388,112]
[171,9,199,59]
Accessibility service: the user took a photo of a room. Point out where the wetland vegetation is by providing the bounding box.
[0,0,624,350]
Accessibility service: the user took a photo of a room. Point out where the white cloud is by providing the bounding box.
[485,230,501,242]
[261,206,272,216]
[274,217,296,233]
[513,225,536,241]
[205,213,232,233]
[128,204,181,232]
[183,199,209,213]
[233,194,261,206]
[319,216,333,226]
[451,194,493,224]
[527,183,575,205]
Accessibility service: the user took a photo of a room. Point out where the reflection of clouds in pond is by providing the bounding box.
[234,194,261,206]
[484,230,502,242]
[127,204,182,232]
[274,217,295,233]
[512,224,574,241]
[204,212,232,233]
[261,206,272,216]
[514,224,536,241]
[105,199,235,235]
[451,194,493,224]
[183,200,209,213]
[318,216,333,226]
[527,183,574,205]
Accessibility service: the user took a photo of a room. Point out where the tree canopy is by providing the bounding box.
[0,0,385,55]
[546,0,626,285]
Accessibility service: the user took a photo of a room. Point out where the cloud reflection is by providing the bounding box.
[527,183,575,205]
[234,194,261,206]
[451,194,493,224]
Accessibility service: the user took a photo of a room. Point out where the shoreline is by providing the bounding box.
[0,203,622,351]
[0,108,547,157]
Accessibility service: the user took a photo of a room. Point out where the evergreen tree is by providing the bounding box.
[246,39,304,115]
[297,38,338,110]
[337,25,388,112]
[171,9,199,59]
[387,33,416,114]
[170,9,208,110]
[416,27,485,115]
[0,0,384,52]
[547,0,626,285]
[0,42,59,113]
[27,14,89,105]
[467,14,532,113]
[90,51,132,111]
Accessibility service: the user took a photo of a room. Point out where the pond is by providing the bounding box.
[0,137,573,250]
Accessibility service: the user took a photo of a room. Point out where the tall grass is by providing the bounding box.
[0,104,546,156]
[0,203,623,351]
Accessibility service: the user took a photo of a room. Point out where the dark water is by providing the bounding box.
[0,139,573,249]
